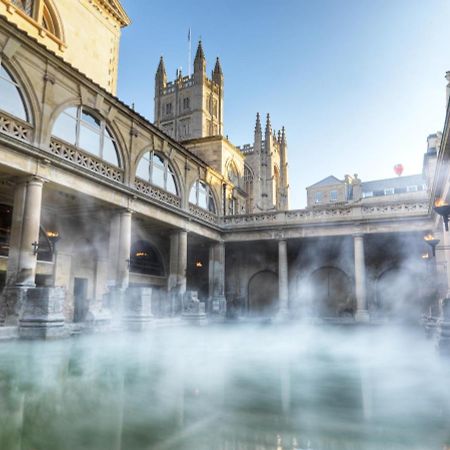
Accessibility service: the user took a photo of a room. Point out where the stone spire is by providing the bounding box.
[194,40,206,75]
[265,113,272,136]
[212,57,223,85]
[155,56,167,87]
[281,126,286,143]
[255,112,262,135]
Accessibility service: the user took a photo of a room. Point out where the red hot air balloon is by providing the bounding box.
[394,164,404,176]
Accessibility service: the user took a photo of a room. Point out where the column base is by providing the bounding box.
[18,287,67,339]
[354,309,370,323]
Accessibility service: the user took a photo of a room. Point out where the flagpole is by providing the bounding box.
[188,27,192,77]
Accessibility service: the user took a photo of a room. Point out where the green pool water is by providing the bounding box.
[0,324,449,450]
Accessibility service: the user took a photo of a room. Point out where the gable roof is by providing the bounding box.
[307,175,343,189]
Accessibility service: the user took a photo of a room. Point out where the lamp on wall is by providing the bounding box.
[434,198,450,231]
[46,231,60,251]
[424,234,440,257]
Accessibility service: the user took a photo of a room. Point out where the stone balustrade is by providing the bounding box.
[134,178,182,208]
[0,111,33,143]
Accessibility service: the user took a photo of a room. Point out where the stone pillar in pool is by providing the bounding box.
[208,241,227,316]
[167,230,187,315]
[1,177,44,324]
[353,234,370,322]
[278,239,289,316]
[105,209,132,314]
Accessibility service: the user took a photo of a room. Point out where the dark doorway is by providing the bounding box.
[248,270,278,317]
[309,267,352,317]
[73,277,88,322]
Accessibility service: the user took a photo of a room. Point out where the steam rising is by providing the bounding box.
[0,325,449,450]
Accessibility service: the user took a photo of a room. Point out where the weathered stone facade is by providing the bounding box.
[0,0,446,335]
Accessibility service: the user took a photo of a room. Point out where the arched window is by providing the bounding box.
[130,240,164,276]
[227,163,239,186]
[189,180,216,213]
[11,0,34,15]
[52,106,119,166]
[0,64,28,121]
[136,151,178,195]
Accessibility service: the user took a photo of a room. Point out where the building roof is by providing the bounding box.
[307,175,342,189]
[362,174,425,192]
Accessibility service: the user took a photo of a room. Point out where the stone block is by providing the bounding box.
[182,291,207,325]
[0,286,29,325]
[122,287,153,331]
[18,287,66,339]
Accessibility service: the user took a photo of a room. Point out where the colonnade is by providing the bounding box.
[3,176,373,321]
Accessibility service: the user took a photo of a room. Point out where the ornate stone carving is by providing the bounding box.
[0,112,32,142]
[134,178,181,208]
[49,138,124,182]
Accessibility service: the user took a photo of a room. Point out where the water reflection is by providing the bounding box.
[0,325,449,450]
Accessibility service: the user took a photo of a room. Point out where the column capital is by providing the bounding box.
[352,233,364,239]
[16,175,46,186]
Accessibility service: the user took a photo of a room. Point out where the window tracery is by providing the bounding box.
[52,106,120,167]
[136,151,178,195]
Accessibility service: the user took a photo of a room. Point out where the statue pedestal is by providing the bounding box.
[18,287,66,339]
[209,295,227,317]
[122,287,153,331]
[182,291,207,325]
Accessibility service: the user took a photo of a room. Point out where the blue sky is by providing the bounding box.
[117,0,450,208]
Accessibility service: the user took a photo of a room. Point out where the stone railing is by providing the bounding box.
[134,178,182,208]
[48,138,124,183]
[189,203,219,224]
[222,201,430,228]
[0,111,33,143]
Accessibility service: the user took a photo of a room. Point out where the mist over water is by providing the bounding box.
[0,324,449,450]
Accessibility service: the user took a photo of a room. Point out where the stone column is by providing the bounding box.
[354,234,369,322]
[178,230,187,295]
[117,210,132,290]
[208,241,226,315]
[278,240,289,316]
[15,177,44,286]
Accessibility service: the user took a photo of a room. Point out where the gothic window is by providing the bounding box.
[136,151,178,195]
[189,180,216,213]
[227,163,239,186]
[130,240,164,276]
[183,97,190,110]
[52,106,120,166]
[179,119,190,138]
[165,102,172,115]
[0,64,28,121]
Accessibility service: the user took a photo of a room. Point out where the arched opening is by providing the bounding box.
[189,180,216,213]
[309,267,353,318]
[0,63,29,122]
[130,240,165,277]
[248,270,278,317]
[375,267,424,321]
[52,106,120,167]
[136,151,178,195]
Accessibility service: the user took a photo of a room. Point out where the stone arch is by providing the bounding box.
[308,266,353,317]
[42,0,65,41]
[134,147,183,199]
[248,270,278,316]
[48,103,127,171]
[129,239,165,277]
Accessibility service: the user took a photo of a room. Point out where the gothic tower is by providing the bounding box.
[153,40,224,141]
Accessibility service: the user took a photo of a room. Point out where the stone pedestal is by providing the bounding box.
[182,291,207,325]
[18,287,66,339]
[354,234,370,322]
[0,286,30,325]
[122,287,153,331]
[437,297,450,355]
